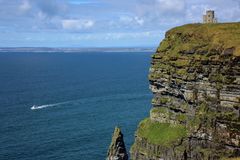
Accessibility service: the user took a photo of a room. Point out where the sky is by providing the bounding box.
[0,0,239,47]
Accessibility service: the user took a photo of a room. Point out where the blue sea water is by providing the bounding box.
[0,52,152,160]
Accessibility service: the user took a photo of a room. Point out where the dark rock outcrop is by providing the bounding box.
[107,127,128,160]
[131,23,240,160]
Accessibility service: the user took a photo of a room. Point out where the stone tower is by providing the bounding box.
[203,10,217,23]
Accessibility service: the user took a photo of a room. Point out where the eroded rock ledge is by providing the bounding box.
[131,23,240,160]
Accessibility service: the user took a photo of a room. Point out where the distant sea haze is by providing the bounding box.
[0,47,155,53]
[0,51,152,160]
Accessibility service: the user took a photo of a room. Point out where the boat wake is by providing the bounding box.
[31,103,62,110]
[30,93,151,111]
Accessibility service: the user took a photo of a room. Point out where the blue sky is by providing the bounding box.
[0,0,239,47]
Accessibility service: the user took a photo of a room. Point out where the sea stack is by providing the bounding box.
[107,127,128,160]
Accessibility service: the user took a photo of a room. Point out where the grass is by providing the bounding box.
[171,59,190,68]
[176,114,187,122]
[151,107,169,114]
[152,97,170,105]
[160,22,240,57]
[176,69,187,76]
[137,118,187,146]
[160,97,169,104]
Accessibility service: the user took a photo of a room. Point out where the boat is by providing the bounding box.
[31,105,37,110]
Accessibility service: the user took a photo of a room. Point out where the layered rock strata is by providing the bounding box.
[107,127,128,160]
[131,23,240,160]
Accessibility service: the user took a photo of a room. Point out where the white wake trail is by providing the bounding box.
[30,102,68,110]
[30,93,152,111]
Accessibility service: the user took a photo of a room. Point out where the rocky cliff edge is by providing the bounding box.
[130,23,240,160]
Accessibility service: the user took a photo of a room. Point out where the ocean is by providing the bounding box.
[0,51,152,160]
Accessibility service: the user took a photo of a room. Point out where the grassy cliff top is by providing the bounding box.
[157,22,240,57]
[136,118,187,146]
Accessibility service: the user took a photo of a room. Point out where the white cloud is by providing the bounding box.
[133,0,186,27]
[120,16,133,23]
[62,19,95,30]
[102,31,162,40]
[64,30,163,42]
[134,17,144,25]
[186,4,209,23]
[37,11,47,20]
[157,0,185,12]
[19,0,31,12]
[136,0,186,16]
[119,16,144,26]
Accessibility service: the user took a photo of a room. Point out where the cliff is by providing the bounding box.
[130,23,240,160]
[107,127,128,160]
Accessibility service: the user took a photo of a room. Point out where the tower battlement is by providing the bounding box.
[203,10,217,23]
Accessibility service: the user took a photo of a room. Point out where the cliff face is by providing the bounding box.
[131,23,240,160]
[107,127,128,160]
